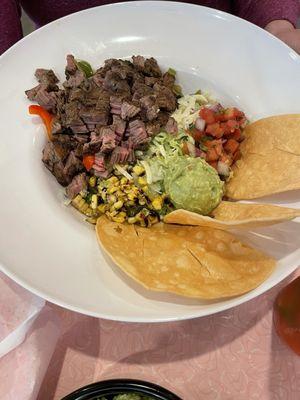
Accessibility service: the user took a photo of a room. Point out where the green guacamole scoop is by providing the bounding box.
[163,156,224,215]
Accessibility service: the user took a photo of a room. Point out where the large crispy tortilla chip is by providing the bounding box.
[96,217,275,299]
[226,114,300,200]
[164,201,300,230]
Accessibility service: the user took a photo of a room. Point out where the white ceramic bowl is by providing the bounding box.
[1,1,300,322]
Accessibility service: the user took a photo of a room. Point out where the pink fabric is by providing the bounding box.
[1,269,300,399]
[2,270,299,400]
[37,270,300,400]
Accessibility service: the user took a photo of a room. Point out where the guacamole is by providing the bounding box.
[164,156,224,215]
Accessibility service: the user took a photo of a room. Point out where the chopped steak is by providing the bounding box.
[128,120,149,148]
[140,95,159,121]
[132,56,162,77]
[64,54,86,89]
[93,153,109,177]
[35,69,59,89]
[66,172,87,199]
[80,107,109,126]
[145,121,161,136]
[165,117,178,134]
[162,72,176,88]
[157,111,170,127]
[51,117,63,134]
[63,151,84,179]
[112,115,126,141]
[103,70,131,95]
[100,127,117,153]
[132,83,153,103]
[145,76,159,87]
[110,96,122,115]
[64,101,89,134]
[83,131,103,154]
[34,90,57,113]
[109,146,135,165]
[153,83,176,111]
[42,142,69,186]
[26,54,179,195]
[120,102,140,120]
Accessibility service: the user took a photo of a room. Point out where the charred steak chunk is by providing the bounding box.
[27,54,179,188]
[66,173,88,199]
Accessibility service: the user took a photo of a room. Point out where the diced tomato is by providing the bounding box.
[204,139,218,148]
[220,122,231,135]
[229,128,242,141]
[205,122,225,138]
[227,119,239,130]
[224,139,239,154]
[187,127,204,143]
[223,107,244,121]
[206,147,219,162]
[199,107,216,124]
[215,143,224,157]
[83,155,95,171]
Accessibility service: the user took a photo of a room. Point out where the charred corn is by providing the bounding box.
[133,165,145,176]
[89,176,97,187]
[152,196,163,210]
[72,195,94,217]
[91,194,98,210]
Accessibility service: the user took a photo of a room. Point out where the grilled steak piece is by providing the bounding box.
[27,54,179,189]
[42,142,69,186]
[66,172,87,199]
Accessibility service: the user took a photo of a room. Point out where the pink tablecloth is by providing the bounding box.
[2,270,300,400]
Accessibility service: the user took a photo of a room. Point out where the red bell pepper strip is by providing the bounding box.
[29,105,54,141]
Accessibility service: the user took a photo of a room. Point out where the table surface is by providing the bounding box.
[34,269,300,400]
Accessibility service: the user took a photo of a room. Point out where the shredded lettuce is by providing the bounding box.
[138,131,194,193]
[146,131,193,159]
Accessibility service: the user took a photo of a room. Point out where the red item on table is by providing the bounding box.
[274,276,300,355]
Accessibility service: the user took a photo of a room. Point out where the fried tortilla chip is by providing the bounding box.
[164,201,300,230]
[226,114,300,200]
[96,216,275,299]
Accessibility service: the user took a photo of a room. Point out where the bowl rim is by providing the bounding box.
[60,378,182,400]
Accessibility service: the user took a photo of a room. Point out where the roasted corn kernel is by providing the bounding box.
[133,165,145,176]
[107,176,119,184]
[137,177,147,186]
[108,194,117,204]
[108,186,119,194]
[152,196,163,210]
[72,195,94,217]
[89,176,97,187]
[127,217,137,224]
[120,177,128,185]
[91,194,98,210]
[98,204,107,213]
[114,200,123,210]
[112,212,126,223]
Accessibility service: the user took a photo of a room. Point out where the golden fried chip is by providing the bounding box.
[226,114,300,199]
[164,201,300,230]
[96,216,275,299]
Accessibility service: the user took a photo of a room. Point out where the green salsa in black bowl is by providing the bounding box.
[61,379,182,400]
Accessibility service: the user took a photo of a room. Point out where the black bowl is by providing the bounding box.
[61,379,182,400]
